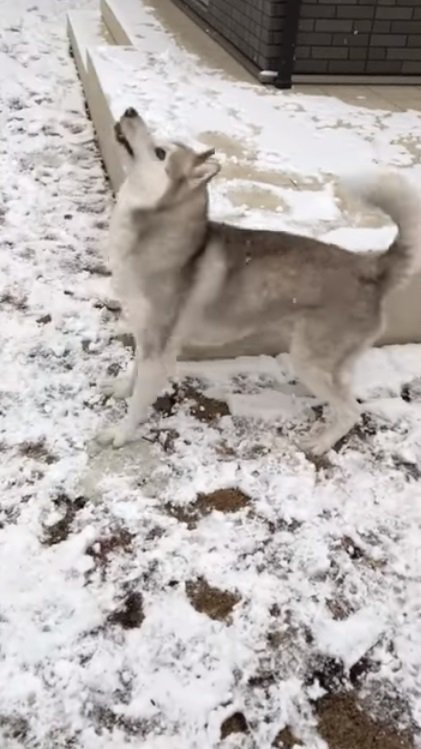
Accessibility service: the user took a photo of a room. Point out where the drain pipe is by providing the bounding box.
[259,0,303,88]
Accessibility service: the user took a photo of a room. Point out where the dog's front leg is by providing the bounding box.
[98,349,173,448]
[102,358,138,400]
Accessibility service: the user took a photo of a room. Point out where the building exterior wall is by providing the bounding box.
[295,0,421,76]
[175,0,421,79]
[176,0,286,71]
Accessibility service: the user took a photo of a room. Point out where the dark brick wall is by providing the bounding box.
[295,0,421,76]
[175,0,286,71]
[175,0,421,77]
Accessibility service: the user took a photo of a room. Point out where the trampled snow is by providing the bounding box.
[0,0,421,747]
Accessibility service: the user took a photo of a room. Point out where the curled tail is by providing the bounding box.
[344,170,421,292]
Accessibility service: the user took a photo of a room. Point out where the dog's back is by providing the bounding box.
[196,171,421,345]
[195,221,379,347]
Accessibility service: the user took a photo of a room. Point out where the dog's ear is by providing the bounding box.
[195,147,216,164]
[189,149,220,186]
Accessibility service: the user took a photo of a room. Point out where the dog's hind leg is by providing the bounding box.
[290,319,370,455]
[298,367,360,456]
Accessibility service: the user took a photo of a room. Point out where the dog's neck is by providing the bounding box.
[112,182,210,274]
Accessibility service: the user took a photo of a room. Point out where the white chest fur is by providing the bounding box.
[106,196,150,331]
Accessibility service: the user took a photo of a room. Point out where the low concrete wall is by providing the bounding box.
[86,52,125,190]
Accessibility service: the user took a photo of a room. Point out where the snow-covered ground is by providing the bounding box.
[1,1,421,747]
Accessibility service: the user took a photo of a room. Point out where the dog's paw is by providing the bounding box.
[99,296,121,312]
[298,428,330,456]
[300,438,327,457]
[297,436,318,456]
[299,426,342,457]
[101,376,132,400]
[96,422,134,448]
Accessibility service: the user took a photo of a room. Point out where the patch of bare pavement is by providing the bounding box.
[165,487,251,529]
[153,379,230,424]
[316,692,413,749]
[215,689,413,748]
[205,698,395,746]
[186,577,241,622]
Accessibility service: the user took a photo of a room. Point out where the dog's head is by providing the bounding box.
[115,108,220,209]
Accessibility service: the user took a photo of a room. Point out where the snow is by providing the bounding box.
[321,225,397,253]
[0,0,421,747]
[102,41,421,179]
[312,607,387,671]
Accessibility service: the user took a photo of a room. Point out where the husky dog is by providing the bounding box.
[98,107,421,454]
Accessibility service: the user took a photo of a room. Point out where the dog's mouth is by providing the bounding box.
[114,122,134,157]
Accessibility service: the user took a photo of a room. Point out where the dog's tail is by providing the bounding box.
[344,170,421,292]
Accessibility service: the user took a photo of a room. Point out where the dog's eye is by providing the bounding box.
[155,147,166,161]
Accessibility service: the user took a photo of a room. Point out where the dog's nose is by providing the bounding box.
[124,107,138,119]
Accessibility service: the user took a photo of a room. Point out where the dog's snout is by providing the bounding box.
[124,107,138,119]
